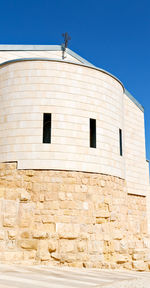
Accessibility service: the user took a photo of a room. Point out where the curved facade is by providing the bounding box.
[0,59,124,177]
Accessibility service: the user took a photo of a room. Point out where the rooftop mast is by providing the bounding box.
[61,32,71,59]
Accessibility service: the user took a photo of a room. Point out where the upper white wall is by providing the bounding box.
[0,59,125,178]
[124,95,149,196]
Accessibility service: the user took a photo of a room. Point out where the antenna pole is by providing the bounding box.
[61,32,71,59]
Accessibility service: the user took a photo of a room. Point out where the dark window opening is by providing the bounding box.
[90,118,96,148]
[43,113,51,143]
[119,128,123,156]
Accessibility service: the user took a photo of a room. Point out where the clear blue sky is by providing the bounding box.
[1,0,150,160]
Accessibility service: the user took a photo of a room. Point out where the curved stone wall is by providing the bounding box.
[0,60,124,178]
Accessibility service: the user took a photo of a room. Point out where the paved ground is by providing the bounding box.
[0,264,150,288]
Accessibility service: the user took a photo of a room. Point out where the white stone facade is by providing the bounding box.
[0,45,149,199]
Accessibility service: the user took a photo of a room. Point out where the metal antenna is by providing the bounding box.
[62,32,71,49]
[61,32,71,59]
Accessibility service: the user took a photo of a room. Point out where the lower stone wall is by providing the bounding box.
[0,162,150,270]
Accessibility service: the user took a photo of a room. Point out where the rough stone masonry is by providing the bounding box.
[0,162,150,271]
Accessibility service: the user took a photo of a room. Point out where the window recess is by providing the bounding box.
[43,113,51,143]
[90,118,96,148]
[119,128,123,156]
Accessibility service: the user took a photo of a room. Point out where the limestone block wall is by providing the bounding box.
[0,162,149,270]
[0,59,124,178]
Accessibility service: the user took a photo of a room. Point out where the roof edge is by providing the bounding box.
[66,48,95,67]
[0,44,96,67]
[0,45,61,51]
[124,89,144,113]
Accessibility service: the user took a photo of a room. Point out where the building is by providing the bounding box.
[0,45,150,270]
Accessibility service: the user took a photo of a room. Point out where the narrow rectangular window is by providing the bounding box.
[43,113,51,143]
[119,128,123,156]
[90,118,96,148]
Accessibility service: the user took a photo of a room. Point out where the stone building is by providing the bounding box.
[0,45,150,270]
